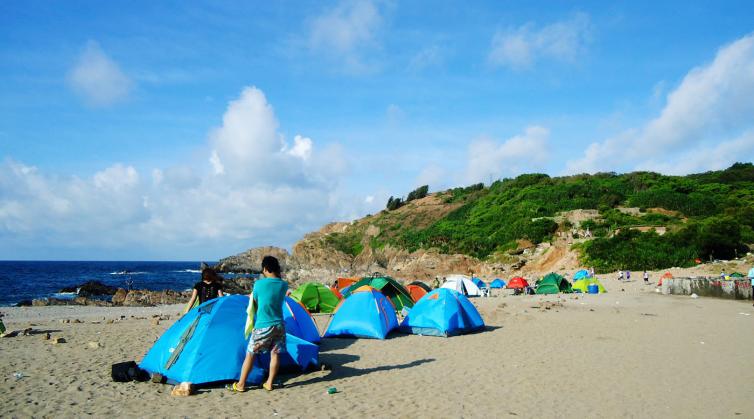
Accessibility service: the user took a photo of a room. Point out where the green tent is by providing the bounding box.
[535,273,572,294]
[343,276,414,312]
[729,272,744,278]
[290,282,340,313]
[572,278,607,293]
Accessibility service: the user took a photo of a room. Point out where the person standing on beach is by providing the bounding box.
[184,268,224,313]
[643,271,649,284]
[626,270,631,281]
[230,256,288,392]
[617,270,623,281]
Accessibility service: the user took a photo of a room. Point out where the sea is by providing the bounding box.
[0,261,220,306]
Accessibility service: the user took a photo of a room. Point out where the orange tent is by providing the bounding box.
[336,277,358,290]
[658,272,673,286]
[406,285,428,302]
[330,287,343,300]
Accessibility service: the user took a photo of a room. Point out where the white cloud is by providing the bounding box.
[0,86,354,259]
[287,135,313,161]
[488,13,591,70]
[307,0,384,73]
[567,33,754,174]
[67,41,132,106]
[465,126,550,183]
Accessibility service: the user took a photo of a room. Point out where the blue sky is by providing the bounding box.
[1,1,754,260]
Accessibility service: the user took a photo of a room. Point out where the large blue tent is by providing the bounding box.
[139,295,318,385]
[573,269,591,280]
[284,296,320,344]
[400,288,485,337]
[323,287,398,339]
[489,279,506,289]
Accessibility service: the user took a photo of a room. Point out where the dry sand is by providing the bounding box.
[1,280,753,418]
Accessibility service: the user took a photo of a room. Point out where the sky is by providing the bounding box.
[1,1,754,260]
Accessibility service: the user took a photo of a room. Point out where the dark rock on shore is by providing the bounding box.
[220,277,254,294]
[59,281,118,296]
[214,246,292,273]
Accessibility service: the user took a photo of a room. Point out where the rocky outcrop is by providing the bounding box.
[120,290,190,306]
[214,246,292,273]
[31,297,112,307]
[59,281,118,296]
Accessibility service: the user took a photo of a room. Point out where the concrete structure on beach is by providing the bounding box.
[662,277,752,300]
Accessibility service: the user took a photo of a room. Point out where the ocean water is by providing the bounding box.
[0,261,216,306]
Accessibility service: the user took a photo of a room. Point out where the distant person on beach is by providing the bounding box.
[230,256,288,392]
[589,267,595,278]
[643,271,649,284]
[626,270,631,281]
[184,268,224,313]
[618,270,623,281]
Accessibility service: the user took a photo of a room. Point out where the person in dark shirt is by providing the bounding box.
[184,268,224,313]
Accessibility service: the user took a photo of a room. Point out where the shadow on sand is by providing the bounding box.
[283,355,435,388]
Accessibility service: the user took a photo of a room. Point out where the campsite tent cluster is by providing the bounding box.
[138,275,485,387]
[138,269,608,387]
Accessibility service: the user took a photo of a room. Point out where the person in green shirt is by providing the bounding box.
[229,256,288,392]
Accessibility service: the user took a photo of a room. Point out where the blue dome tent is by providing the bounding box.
[283,296,320,344]
[139,295,318,385]
[489,279,506,289]
[400,288,485,337]
[323,286,398,339]
[471,277,486,289]
[573,269,591,280]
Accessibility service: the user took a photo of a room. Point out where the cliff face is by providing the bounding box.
[215,194,528,285]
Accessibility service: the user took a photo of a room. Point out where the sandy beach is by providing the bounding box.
[1,279,753,419]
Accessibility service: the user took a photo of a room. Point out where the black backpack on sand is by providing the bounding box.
[111,361,150,382]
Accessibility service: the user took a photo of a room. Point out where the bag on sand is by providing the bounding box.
[111,361,150,382]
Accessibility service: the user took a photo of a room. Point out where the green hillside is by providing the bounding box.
[331,163,754,273]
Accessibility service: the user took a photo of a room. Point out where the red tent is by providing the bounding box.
[330,287,343,300]
[506,277,529,289]
[406,285,428,302]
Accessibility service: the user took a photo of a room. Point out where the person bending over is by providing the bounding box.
[184,268,224,313]
[230,256,288,392]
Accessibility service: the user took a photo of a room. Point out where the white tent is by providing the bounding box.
[441,274,482,297]
[748,267,754,278]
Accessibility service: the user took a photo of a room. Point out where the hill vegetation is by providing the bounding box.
[330,163,754,273]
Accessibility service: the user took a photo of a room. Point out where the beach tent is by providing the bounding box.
[324,286,398,339]
[441,274,483,297]
[535,273,572,294]
[406,284,429,302]
[572,278,607,294]
[343,276,414,312]
[283,296,321,344]
[489,279,506,289]
[506,277,529,290]
[471,277,487,289]
[330,287,343,300]
[290,282,340,313]
[573,269,591,280]
[748,267,754,278]
[408,281,432,293]
[400,289,485,337]
[139,295,318,385]
[730,272,744,278]
[336,277,358,290]
[658,272,673,286]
